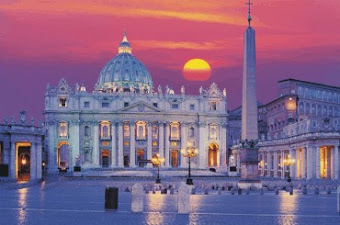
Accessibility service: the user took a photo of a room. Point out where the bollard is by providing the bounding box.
[178,183,190,214]
[275,188,279,195]
[337,186,340,213]
[167,189,171,195]
[105,187,118,210]
[238,188,242,195]
[222,186,225,191]
[204,189,209,195]
[327,187,331,195]
[315,187,320,195]
[302,186,307,195]
[131,184,143,213]
[289,187,293,195]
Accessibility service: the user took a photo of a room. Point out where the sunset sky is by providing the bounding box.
[0,0,340,121]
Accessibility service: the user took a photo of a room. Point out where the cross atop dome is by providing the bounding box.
[118,31,132,54]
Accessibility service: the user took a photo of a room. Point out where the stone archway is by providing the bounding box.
[16,143,31,181]
[57,141,70,171]
[208,143,219,167]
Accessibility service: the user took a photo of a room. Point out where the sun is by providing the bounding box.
[183,58,211,81]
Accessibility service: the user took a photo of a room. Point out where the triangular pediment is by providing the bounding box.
[118,101,162,113]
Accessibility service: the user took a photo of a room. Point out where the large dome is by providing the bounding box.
[96,33,153,93]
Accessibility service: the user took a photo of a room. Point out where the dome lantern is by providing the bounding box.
[118,32,132,54]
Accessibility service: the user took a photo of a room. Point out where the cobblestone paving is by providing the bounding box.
[0,179,339,225]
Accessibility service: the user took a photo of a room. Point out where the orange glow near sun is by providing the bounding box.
[183,58,211,81]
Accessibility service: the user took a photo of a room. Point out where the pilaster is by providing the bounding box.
[92,122,99,166]
[117,122,124,167]
[164,122,170,167]
[111,121,117,167]
[180,123,187,168]
[130,121,136,167]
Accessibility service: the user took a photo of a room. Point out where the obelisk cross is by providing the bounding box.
[246,0,253,26]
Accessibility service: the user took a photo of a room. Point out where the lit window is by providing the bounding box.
[123,123,130,138]
[152,141,158,146]
[102,102,109,108]
[190,104,195,110]
[209,124,218,139]
[84,126,90,137]
[136,121,146,140]
[170,122,180,140]
[84,102,90,108]
[59,97,67,107]
[100,121,110,139]
[210,101,217,111]
[172,104,179,109]
[124,141,129,146]
[152,125,158,139]
[59,122,68,137]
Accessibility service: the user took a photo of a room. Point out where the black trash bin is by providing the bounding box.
[0,164,9,177]
[105,187,118,210]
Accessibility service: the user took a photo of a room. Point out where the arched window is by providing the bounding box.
[209,124,218,139]
[152,125,158,139]
[170,122,180,140]
[305,103,310,114]
[189,127,194,137]
[59,122,68,137]
[85,126,90,137]
[311,104,316,116]
[100,121,110,138]
[136,121,146,140]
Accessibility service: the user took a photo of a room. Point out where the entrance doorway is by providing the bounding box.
[320,146,332,179]
[17,145,30,181]
[171,150,178,167]
[57,142,70,171]
[208,143,218,167]
[101,149,110,167]
[137,149,145,167]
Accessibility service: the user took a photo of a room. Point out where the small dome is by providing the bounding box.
[96,33,153,93]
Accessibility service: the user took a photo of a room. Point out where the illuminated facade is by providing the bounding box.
[44,34,228,172]
[0,111,44,181]
[230,79,340,179]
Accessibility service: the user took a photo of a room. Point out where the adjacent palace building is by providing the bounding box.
[44,34,228,173]
[230,79,340,180]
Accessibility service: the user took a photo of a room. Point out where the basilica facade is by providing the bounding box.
[45,34,228,173]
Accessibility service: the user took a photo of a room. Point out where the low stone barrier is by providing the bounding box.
[132,183,143,213]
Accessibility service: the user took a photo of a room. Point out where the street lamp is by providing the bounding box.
[181,144,199,185]
[151,153,165,184]
[283,154,295,183]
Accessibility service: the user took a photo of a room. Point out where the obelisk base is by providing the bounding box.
[238,148,262,190]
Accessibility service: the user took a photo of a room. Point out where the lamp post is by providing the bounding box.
[181,145,199,185]
[151,153,165,184]
[283,154,295,183]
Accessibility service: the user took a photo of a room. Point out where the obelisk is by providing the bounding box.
[238,0,262,189]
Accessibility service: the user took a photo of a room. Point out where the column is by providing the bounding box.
[30,143,37,180]
[117,122,124,167]
[164,122,170,167]
[334,145,339,179]
[281,151,285,179]
[236,151,241,174]
[307,146,315,179]
[219,123,227,169]
[111,122,117,167]
[267,152,272,177]
[261,152,264,176]
[146,122,152,168]
[10,141,15,179]
[302,147,307,179]
[316,146,320,179]
[158,122,164,162]
[198,122,207,168]
[47,122,57,173]
[289,149,294,178]
[130,122,136,167]
[273,151,278,178]
[180,123,187,168]
[92,122,99,166]
[36,143,42,179]
[70,120,80,168]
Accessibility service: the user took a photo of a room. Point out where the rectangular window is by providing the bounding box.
[58,122,68,138]
[102,102,109,108]
[59,97,67,107]
[84,101,90,108]
[190,104,195,110]
[172,104,179,109]
[153,103,158,108]
[210,101,217,111]
[124,102,129,107]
